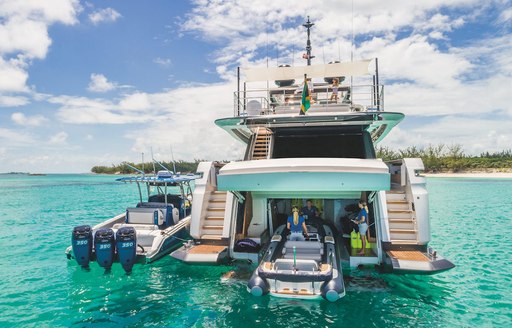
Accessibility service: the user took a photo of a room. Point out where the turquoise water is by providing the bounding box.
[0,174,511,327]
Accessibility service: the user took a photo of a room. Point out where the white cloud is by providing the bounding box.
[118,92,150,111]
[153,57,172,67]
[0,127,34,146]
[498,8,512,25]
[0,147,6,157]
[428,31,446,40]
[125,83,245,162]
[0,0,81,25]
[88,7,121,25]
[0,94,29,106]
[87,73,117,93]
[0,57,29,92]
[85,134,93,140]
[49,131,68,144]
[11,112,48,126]
[51,94,154,124]
[0,16,51,59]
[0,0,80,94]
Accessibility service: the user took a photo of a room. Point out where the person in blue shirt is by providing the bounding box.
[301,199,319,219]
[287,206,309,241]
[354,200,369,255]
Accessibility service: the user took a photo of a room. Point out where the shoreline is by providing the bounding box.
[423,172,512,179]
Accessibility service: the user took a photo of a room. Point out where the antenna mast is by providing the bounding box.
[302,16,315,66]
[170,145,177,173]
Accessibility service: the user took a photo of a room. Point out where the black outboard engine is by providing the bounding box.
[116,227,137,273]
[71,225,93,269]
[94,228,115,270]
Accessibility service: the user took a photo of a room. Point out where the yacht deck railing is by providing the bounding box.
[233,83,384,116]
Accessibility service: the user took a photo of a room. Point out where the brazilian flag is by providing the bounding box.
[300,76,310,115]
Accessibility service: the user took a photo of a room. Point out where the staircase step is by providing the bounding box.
[200,234,224,240]
[209,199,226,203]
[387,204,409,211]
[389,218,415,223]
[203,225,223,230]
[207,207,225,211]
[388,221,415,230]
[387,200,408,204]
[386,194,407,202]
[390,240,421,245]
[390,228,417,233]
[206,216,224,221]
[388,209,413,214]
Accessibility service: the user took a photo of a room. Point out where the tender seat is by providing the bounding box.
[111,224,158,251]
[274,258,319,271]
[282,240,324,262]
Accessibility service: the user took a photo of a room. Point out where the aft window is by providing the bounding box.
[272,133,366,158]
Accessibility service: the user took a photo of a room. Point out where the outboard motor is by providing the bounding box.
[94,228,115,270]
[116,227,137,273]
[71,225,93,269]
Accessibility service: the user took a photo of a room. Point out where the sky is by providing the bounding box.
[0,0,511,173]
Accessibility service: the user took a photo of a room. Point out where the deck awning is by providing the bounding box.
[217,158,390,193]
[242,59,373,82]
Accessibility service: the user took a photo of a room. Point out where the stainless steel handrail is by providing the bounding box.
[233,83,385,116]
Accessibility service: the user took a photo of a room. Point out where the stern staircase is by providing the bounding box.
[200,190,227,241]
[386,189,419,245]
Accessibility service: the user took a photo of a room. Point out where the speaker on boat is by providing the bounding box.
[116,226,137,273]
[94,228,115,270]
[71,225,93,269]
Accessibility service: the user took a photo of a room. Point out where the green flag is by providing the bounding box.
[300,76,310,115]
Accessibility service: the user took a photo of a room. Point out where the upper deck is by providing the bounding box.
[216,59,403,145]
